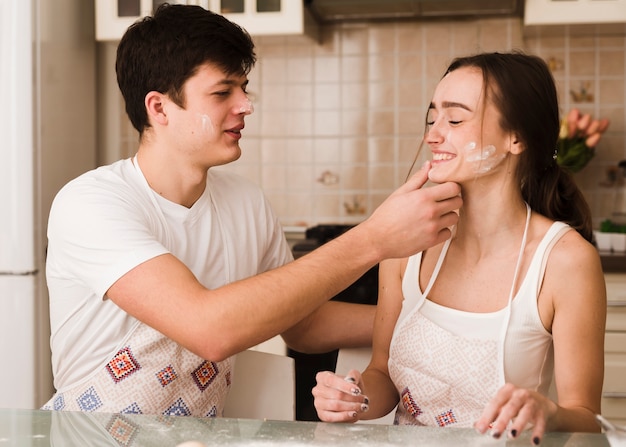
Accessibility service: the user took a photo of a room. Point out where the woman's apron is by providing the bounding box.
[388,204,531,427]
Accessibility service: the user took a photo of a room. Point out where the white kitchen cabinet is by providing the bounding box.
[603,273,626,426]
[95,0,318,41]
[524,0,626,25]
[218,0,318,38]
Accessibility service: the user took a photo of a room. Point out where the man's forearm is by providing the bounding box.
[281,301,377,354]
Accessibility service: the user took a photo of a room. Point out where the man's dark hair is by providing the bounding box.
[116,3,256,135]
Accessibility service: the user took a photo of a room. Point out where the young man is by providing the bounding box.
[42,4,461,417]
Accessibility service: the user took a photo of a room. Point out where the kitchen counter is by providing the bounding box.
[601,252,626,273]
[0,409,611,446]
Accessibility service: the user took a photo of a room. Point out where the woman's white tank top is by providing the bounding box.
[388,220,569,426]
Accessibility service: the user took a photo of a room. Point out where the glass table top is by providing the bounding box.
[0,409,612,447]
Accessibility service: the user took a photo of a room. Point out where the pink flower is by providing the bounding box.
[557,108,610,172]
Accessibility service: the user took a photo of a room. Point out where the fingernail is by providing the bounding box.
[509,429,517,438]
[344,377,356,383]
[533,436,541,445]
[363,396,369,405]
[349,411,357,418]
[491,431,501,439]
[351,388,361,396]
[361,403,369,412]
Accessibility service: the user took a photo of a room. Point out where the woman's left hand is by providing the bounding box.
[474,383,558,445]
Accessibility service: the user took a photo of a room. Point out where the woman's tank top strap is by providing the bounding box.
[523,221,571,298]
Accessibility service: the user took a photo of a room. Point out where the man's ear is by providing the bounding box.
[145,91,168,126]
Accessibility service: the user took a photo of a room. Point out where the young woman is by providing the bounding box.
[312,52,606,444]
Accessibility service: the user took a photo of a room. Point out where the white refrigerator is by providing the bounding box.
[0,0,96,408]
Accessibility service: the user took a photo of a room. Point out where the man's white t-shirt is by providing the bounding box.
[46,158,293,392]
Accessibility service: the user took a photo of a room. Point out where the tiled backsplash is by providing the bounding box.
[101,17,626,229]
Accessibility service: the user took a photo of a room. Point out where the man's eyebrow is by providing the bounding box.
[213,79,249,88]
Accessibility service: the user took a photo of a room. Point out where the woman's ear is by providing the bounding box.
[510,135,524,155]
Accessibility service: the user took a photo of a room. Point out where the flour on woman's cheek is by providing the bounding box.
[464,142,506,175]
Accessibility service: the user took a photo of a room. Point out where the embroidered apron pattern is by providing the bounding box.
[390,309,500,426]
[42,323,232,417]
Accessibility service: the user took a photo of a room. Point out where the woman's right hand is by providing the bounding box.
[312,369,370,422]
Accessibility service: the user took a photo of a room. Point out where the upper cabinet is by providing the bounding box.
[524,0,626,25]
[95,0,318,41]
[218,0,317,37]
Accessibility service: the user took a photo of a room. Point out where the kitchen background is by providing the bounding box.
[97,12,626,231]
[1,0,624,413]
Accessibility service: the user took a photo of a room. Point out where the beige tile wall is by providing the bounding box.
[109,17,626,229]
